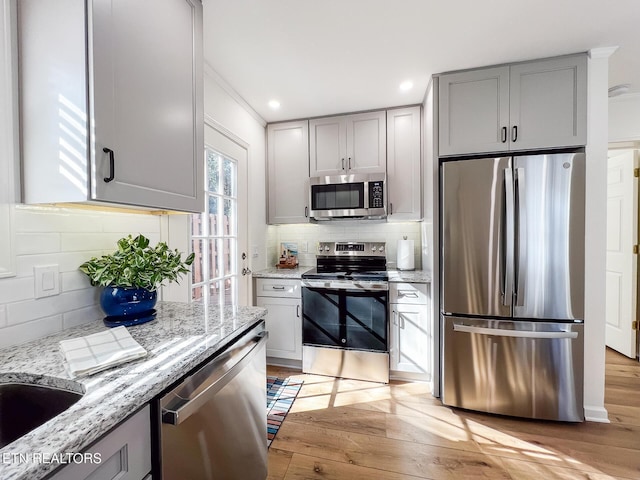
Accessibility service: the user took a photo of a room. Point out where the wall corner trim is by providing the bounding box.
[583,405,610,423]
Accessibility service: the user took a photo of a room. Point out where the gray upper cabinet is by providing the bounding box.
[309,111,386,176]
[386,106,422,222]
[19,0,204,213]
[267,120,310,224]
[438,54,587,156]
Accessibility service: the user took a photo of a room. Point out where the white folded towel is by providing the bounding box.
[59,326,147,377]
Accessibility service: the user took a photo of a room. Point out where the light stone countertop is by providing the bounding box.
[252,266,313,279]
[253,266,431,284]
[0,301,266,480]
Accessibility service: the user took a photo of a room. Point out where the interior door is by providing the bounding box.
[606,149,638,358]
[440,157,511,318]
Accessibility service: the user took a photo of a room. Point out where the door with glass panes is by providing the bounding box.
[191,124,249,305]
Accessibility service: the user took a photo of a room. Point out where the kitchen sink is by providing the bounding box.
[0,383,83,448]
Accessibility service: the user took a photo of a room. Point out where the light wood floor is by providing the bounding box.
[267,348,640,480]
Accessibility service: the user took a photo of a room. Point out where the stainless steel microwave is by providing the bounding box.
[309,173,386,220]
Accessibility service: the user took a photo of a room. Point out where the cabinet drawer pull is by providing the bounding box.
[103,147,115,183]
[392,310,398,325]
[501,126,507,143]
[348,157,351,170]
[512,125,518,142]
[304,206,308,218]
[271,286,285,290]
[296,305,300,317]
[341,158,345,170]
[399,291,419,298]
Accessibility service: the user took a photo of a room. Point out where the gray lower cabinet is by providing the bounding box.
[48,406,151,480]
[255,278,302,361]
[389,283,431,380]
[438,53,587,156]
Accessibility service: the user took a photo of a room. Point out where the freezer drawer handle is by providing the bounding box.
[161,331,268,426]
[453,323,578,339]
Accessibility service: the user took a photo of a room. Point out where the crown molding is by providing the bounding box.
[203,61,266,127]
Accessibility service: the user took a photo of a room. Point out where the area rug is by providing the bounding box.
[267,376,303,447]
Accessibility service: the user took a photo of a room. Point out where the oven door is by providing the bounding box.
[301,284,388,352]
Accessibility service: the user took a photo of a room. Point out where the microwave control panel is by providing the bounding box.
[369,181,384,208]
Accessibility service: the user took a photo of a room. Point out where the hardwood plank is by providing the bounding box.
[495,456,623,480]
[273,421,512,479]
[267,349,640,480]
[283,453,427,480]
[268,448,294,480]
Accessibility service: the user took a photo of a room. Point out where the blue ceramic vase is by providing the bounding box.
[100,286,157,327]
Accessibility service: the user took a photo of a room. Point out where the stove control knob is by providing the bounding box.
[371,246,377,252]
[324,245,330,252]
[379,245,385,253]
[318,245,323,253]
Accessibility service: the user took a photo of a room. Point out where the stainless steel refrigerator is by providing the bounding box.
[440,151,585,422]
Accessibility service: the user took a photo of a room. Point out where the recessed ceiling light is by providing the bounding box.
[268,100,281,109]
[399,80,413,92]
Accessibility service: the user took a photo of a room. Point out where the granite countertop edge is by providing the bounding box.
[0,301,266,480]
[252,267,431,283]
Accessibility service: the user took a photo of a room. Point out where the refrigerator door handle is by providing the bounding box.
[515,167,526,306]
[453,323,578,339]
[503,168,515,306]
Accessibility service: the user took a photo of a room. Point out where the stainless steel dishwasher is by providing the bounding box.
[159,322,268,479]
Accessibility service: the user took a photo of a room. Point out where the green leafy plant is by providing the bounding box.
[79,234,195,291]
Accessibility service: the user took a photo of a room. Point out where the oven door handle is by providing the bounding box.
[302,280,388,291]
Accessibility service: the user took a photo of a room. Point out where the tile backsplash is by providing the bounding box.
[0,205,161,348]
[269,221,425,270]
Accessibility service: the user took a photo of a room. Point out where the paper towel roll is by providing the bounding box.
[397,239,415,271]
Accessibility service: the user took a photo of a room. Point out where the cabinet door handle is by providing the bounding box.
[304,206,308,218]
[348,157,351,170]
[512,126,518,142]
[501,126,507,143]
[296,305,300,317]
[341,158,345,170]
[392,310,398,325]
[389,203,393,215]
[103,147,115,183]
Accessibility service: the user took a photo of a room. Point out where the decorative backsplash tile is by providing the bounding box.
[0,205,161,348]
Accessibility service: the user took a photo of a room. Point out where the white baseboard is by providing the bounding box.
[584,405,610,423]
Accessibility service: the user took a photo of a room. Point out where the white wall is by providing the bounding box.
[203,66,268,274]
[609,94,640,143]
[0,206,161,348]
[583,48,615,422]
[272,222,422,269]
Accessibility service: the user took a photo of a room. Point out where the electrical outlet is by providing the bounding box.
[252,245,259,258]
[34,265,60,299]
[301,241,308,253]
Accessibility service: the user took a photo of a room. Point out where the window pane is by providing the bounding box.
[209,240,219,279]
[223,277,235,305]
[191,239,205,284]
[223,198,235,236]
[209,280,222,305]
[191,213,205,236]
[207,151,220,193]
[221,238,234,276]
[192,285,204,302]
[223,157,235,197]
[208,195,219,236]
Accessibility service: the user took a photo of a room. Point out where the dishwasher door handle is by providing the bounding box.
[161,331,268,426]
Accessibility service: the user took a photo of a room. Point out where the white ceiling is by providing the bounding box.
[203,0,640,123]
